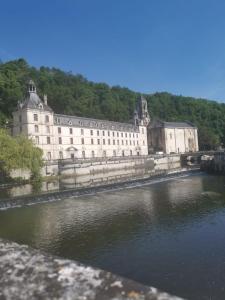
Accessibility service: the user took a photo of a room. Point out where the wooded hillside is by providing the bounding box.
[0,58,224,150]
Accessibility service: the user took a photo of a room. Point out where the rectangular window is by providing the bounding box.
[130,140,131,145]
[70,128,73,134]
[46,126,50,133]
[47,152,51,160]
[97,139,100,145]
[122,140,124,145]
[59,137,62,144]
[125,133,127,138]
[108,131,110,137]
[59,151,63,159]
[126,140,128,145]
[113,132,115,137]
[103,139,105,145]
[81,138,84,144]
[70,138,73,144]
[117,140,119,145]
[103,150,106,157]
[103,131,105,136]
[117,132,119,137]
[97,130,99,136]
[58,127,61,134]
[113,150,116,156]
[34,125,39,133]
[35,136,39,144]
[121,133,123,138]
[92,151,95,158]
[90,129,93,136]
[108,139,110,145]
[45,115,49,123]
[81,128,84,135]
[113,140,115,145]
[91,138,94,145]
[33,114,38,121]
[47,137,51,144]
[82,151,85,158]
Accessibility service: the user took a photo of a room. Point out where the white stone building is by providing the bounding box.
[148,120,199,154]
[12,80,149,160]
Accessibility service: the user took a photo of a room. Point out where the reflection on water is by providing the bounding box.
[1,174,225,299]
[0,167,156,199]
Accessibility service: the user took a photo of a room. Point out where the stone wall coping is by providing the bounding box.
[0,238,185,300]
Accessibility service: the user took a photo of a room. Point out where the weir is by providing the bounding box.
[0,168,199,210]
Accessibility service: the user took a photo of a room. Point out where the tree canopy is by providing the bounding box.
[0,58,223,150]
[0,129,43,179]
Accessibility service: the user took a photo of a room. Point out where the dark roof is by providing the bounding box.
[19,92,53,112]
[54,114,139,132]
[149,120,197,129]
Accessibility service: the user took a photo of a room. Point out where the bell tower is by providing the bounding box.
[134,95,150,126]
[28,79,37,93]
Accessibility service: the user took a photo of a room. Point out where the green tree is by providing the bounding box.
[0,130,43,179]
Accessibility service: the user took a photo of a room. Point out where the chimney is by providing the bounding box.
[43,94,48,105]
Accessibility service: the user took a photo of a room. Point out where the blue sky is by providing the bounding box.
[1,0,225,101]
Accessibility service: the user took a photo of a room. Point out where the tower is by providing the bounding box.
[134,95,150,126]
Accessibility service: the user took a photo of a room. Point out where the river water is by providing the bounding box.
[0,173,225,299]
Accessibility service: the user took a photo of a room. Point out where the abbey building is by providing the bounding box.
[12,80,149,160]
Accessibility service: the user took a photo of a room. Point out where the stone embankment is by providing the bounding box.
[0,238,184,300]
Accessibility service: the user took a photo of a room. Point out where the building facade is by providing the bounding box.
[12,80,149,160]
[148,120,199,154]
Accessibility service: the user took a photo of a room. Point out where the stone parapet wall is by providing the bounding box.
[0,238,184,300]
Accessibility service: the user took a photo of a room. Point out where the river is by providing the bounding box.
[0,173,225,299]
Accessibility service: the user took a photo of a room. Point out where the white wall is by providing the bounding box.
[13,108,148,160]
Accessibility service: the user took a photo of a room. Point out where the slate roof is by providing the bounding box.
[20,92,53,112]
[18,80,53,112]
[149,120,197,129]
[54,114,139,132]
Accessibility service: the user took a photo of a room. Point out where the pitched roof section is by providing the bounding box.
[149,120,197,129]
[54,114,139,132]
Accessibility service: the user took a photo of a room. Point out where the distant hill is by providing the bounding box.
[0,58,224,150]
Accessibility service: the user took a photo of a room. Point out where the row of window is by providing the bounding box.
[64,137,143,146]
[36,136,145,146]
[33,125,142,139]
[58,127,141,138]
